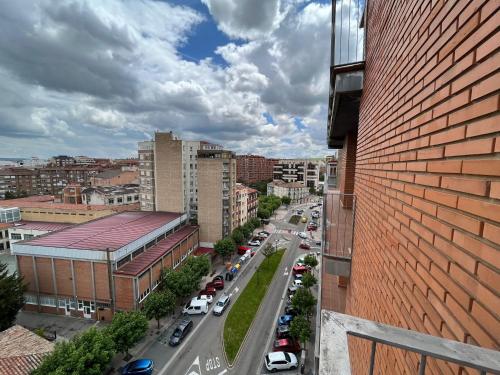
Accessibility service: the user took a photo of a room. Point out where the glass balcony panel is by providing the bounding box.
[333,0,365,66]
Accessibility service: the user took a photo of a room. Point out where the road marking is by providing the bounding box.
[217,370,228,375]
[283,267,288,276]
[234,287,239,294]
[185,356,201,375]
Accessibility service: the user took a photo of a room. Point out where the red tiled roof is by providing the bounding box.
[21,211,182,251]
[11,221,72,232]
[0,223,13,230]
[0,195,55,203]
[114,225,198,276]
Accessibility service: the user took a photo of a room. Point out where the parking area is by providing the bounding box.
[16,310,103,341]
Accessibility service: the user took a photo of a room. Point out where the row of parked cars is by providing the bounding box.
[248,230,271,246]
[264,257,313,372]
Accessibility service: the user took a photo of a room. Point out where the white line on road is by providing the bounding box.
[283,267,288,276]
[234,287,239,294]
[217,370,228,375]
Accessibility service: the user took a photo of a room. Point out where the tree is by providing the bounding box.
[303,255,319,269]
[291,288,316,318]
[214,237,235,260]
[301,272,317,289]
[161,269,197,300]
[289,314,312,348]
[261,244,274,263]
[34,327,115,375]
[249,217,261,229]
[4,191,16,199]
[143,290,176,329]
[240,224,252,239]
[0,262,26,331]
[281,196,291,205]
[107,311,148,357]
[309,186,316,194]
[231,228,244,245]
[257,207,270,219]
[183,255,210,283]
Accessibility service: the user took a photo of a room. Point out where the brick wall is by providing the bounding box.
[346,1,499,374]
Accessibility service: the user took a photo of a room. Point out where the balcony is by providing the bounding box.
[322,191,355,277]
[328,0,365,149]
[319,311,500,375]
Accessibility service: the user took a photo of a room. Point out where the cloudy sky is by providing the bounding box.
[0,0,334,159]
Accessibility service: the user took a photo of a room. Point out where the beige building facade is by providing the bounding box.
[197,150,236,247]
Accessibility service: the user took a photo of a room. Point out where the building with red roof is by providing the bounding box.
[12,211,199,320]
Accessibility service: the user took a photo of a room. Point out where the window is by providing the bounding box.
[127,196,132,202]
[117,197,123,203]
[24,234,34,240]
[108,198,114,204]
[10,233,22,240]
[40,296,57,307]
[25,294,37,305]
[78,300,84,310]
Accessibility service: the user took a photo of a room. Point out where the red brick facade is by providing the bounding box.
[341,1,499,374]
[236,155,278,183]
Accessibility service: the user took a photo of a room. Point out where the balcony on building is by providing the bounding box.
[328,0,365,149]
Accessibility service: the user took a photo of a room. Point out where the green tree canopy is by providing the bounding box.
[214,237,235,260]
[161,269,197,299]
[143,290,176,329]
[261,244,274,263]
[0,262,26,331]
[281,196,291,205]
[231,228,244,245]
[249,217,261,229]
[291,288,317,318]
[257,207,271,219]
[301,272,317,289]
[183,255,210,283]
[33,327,115,375]
[107,311,148,356]
[289,314,312,347]
[303,255,319,269]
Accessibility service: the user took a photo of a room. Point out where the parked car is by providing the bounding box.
[287,286,298,296]
[307,224,317,231]
[293,279,303,288]
[265,352,298,372]
[296,209,304,215]
[273,338,301,353]
[199,285,217,297]
[278,314,294,326]
[121,359,154,375]
[299,242,311,250]
[315,240,321,246]
[169,319,193,346]
[285,306,299,317]
[275,324,291,339]
[238,245,251,255]
[292,265,309,275]
[260,230,271,236]
[248,239,261,246]
[301,216,308,223]
[196,294,213,304]
[258,231,269,238]
[294,273,303,281]
[257,235,267,241]
[309,205,316,209]
[183,299,208,315]
[298,232,307,239]
[207,278,224,290]
[213,294,231,316]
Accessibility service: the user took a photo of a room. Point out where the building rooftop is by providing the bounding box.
[82,184,139,196]
[0,195,54,203]
[114,225,198,276]
[0,197,139,212]
[271,180,307,188]
[92,169,123,179]
[11,221,73,232]
[0,325,54,375]
[20,211,182,251]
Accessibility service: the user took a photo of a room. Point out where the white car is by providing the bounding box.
[298,232,307,239]
[213,294,231,316]
[265,352,298,372]
[248,240,261,246]
[293,279,303,288]
[258,232,269,238]
[195,294,213,304]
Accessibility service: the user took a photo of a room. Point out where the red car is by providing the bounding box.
[299,243,311,250]
[199,285,217,297]
[251,251,256,257]
[292,265,309,275]
[238,246,251,255]
[273,338,301,353]
[207,278,224,290]
[307,225,318,231]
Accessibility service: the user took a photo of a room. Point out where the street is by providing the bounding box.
[136,200,322,375]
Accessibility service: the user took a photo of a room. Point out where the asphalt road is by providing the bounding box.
[139,201,322,375]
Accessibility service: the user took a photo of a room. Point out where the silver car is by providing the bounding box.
[213,294,231,316]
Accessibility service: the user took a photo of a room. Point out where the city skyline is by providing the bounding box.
[0,0,333,159]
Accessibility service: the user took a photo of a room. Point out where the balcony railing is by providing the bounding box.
[322,191,355,277]
[319,311,500,375]
[332,0,365,67]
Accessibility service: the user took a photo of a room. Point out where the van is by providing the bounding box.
[182,299,208,315]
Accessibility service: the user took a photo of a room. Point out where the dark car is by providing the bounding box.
[199,285,217,297]
[278,314,294,326]
[213,274,224,281]
[299,242,311,250]
[122,359,154,375]
[275,324,291,339]
[285,306,299,316]
[273,338,301,353]
[169,319,193,346]
[207,278,224,290]
[296,209,304,215]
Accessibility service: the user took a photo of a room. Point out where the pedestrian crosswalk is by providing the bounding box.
[274,229,300,235]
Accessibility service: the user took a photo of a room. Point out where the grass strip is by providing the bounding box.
[289,215,301,225]
[223,249,285,363]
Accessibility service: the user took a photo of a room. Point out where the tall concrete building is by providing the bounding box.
[319,0,500,374]
[138,141,155,211]
[273,159,320,190]
[197,149,237,247]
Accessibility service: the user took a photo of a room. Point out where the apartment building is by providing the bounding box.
[319,0,499,374]
[82,185,140,206]
[0,168,36,199]
[234,184,258,227]
[236,155,278,183]
[197,149,237,247]
[11,211,198,320]
[62,184,83,204]
[138,141,155,211]
[267,180,309,203]
[0,223,11,252]
[273,159,320,190]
